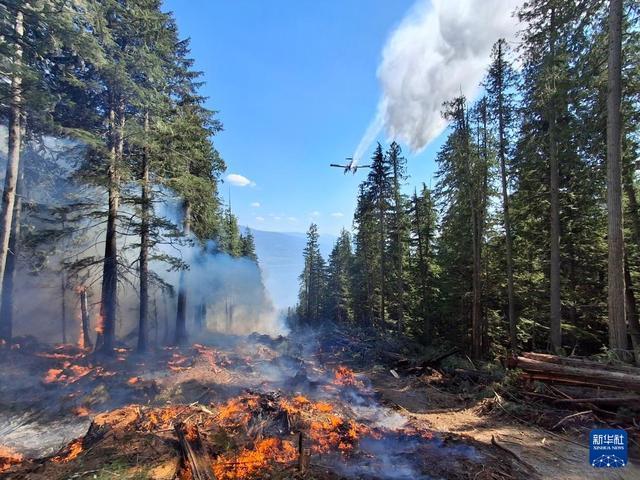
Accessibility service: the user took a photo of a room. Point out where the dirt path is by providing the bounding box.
[370,370,639,480]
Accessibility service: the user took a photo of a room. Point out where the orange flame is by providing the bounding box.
[0,445,23,473]
[52,438,83,463]
[95,313,104,334]
[168,352,191,372]
[72,406,91,417]
[212,438,297,479]
[333,366,364,388]
[43,368,64,384]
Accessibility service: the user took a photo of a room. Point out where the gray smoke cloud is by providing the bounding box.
[2,134,284,345]
[353,0,522,162]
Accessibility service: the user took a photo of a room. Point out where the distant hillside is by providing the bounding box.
[246,228,335,309]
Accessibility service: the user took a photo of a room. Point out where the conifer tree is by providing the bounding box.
[326,229,354,324]
[240,228,258,261]
[486,39,518,351]
[297,223,326,324]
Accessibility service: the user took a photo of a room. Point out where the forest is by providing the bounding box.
[1,1,640,479]
[295,0,640,364]
[0,0,265,355]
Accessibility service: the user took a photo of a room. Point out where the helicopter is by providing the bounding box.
[330,157,371,175]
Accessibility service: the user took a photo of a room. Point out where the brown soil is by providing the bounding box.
[371,369,640,480]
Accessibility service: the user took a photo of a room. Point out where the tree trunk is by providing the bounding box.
[414,192,431,343]
[606,0,627,359]
[471,204,482,359]
[522,351,640,375]
[162,292,170,345]
[138,112,150,353]
[61,272,67,343]
[378,198,385,325]
[480,101,489,356]
[80,288,92,349]
[507,355,640,391]
[467,108,482,359]
[175,200,191,345]
[548,6,562,354]
[391,155,403,332]
[622,125,640,366]
[0,163,23,341]
[196,302,206,331]
[623,255,640,364]
[95,99,122,355]
[153,295,158,348]
[0,8,24,342]
[496,41,517,352]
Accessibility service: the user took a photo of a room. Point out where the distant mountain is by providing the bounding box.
[246,228,335,309]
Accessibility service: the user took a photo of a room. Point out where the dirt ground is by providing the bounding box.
[371,369,640,480]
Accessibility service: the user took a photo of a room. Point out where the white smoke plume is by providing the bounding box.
[353,0,522,162]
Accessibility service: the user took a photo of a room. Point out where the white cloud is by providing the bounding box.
[310,211,321,217]
[226,173,255,187]
[287,217,298,222]
[250,202,261,208]
[255,216,265,222]
[273,216,282,221]
[330,212,344,218]
[353,0,522,161]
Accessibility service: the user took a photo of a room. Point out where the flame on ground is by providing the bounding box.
[52,438,84,464]
[0,445,23,473]
[212,438,297,480]
[333,366,364,388]
[42,363,95,385]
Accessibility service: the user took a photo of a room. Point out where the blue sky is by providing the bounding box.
[162,0,446,236]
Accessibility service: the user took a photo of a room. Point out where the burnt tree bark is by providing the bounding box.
[61,272,67,343]
[138,112,150,353]
[175,201,191,345]
[80,288,92,349]
[0,8,24,342]
[95,98,123,355]
[0,163,23,341]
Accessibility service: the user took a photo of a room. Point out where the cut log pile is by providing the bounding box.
[506,352,640,413]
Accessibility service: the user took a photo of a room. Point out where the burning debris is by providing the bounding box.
[0,333,537,479]
[0,446,22,474]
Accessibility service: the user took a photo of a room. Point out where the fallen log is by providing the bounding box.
[522,352,640,375]
[378,347,459,369]
[520,372,626,391]
[554,396,640,407]
[507,356,640,392]
[175,422,216,480]
[425,347,460,366]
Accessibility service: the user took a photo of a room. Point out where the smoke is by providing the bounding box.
[4,136,285,344]
[353,0,521,162]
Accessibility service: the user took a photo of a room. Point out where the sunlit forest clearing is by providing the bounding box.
[0,0,639,479]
